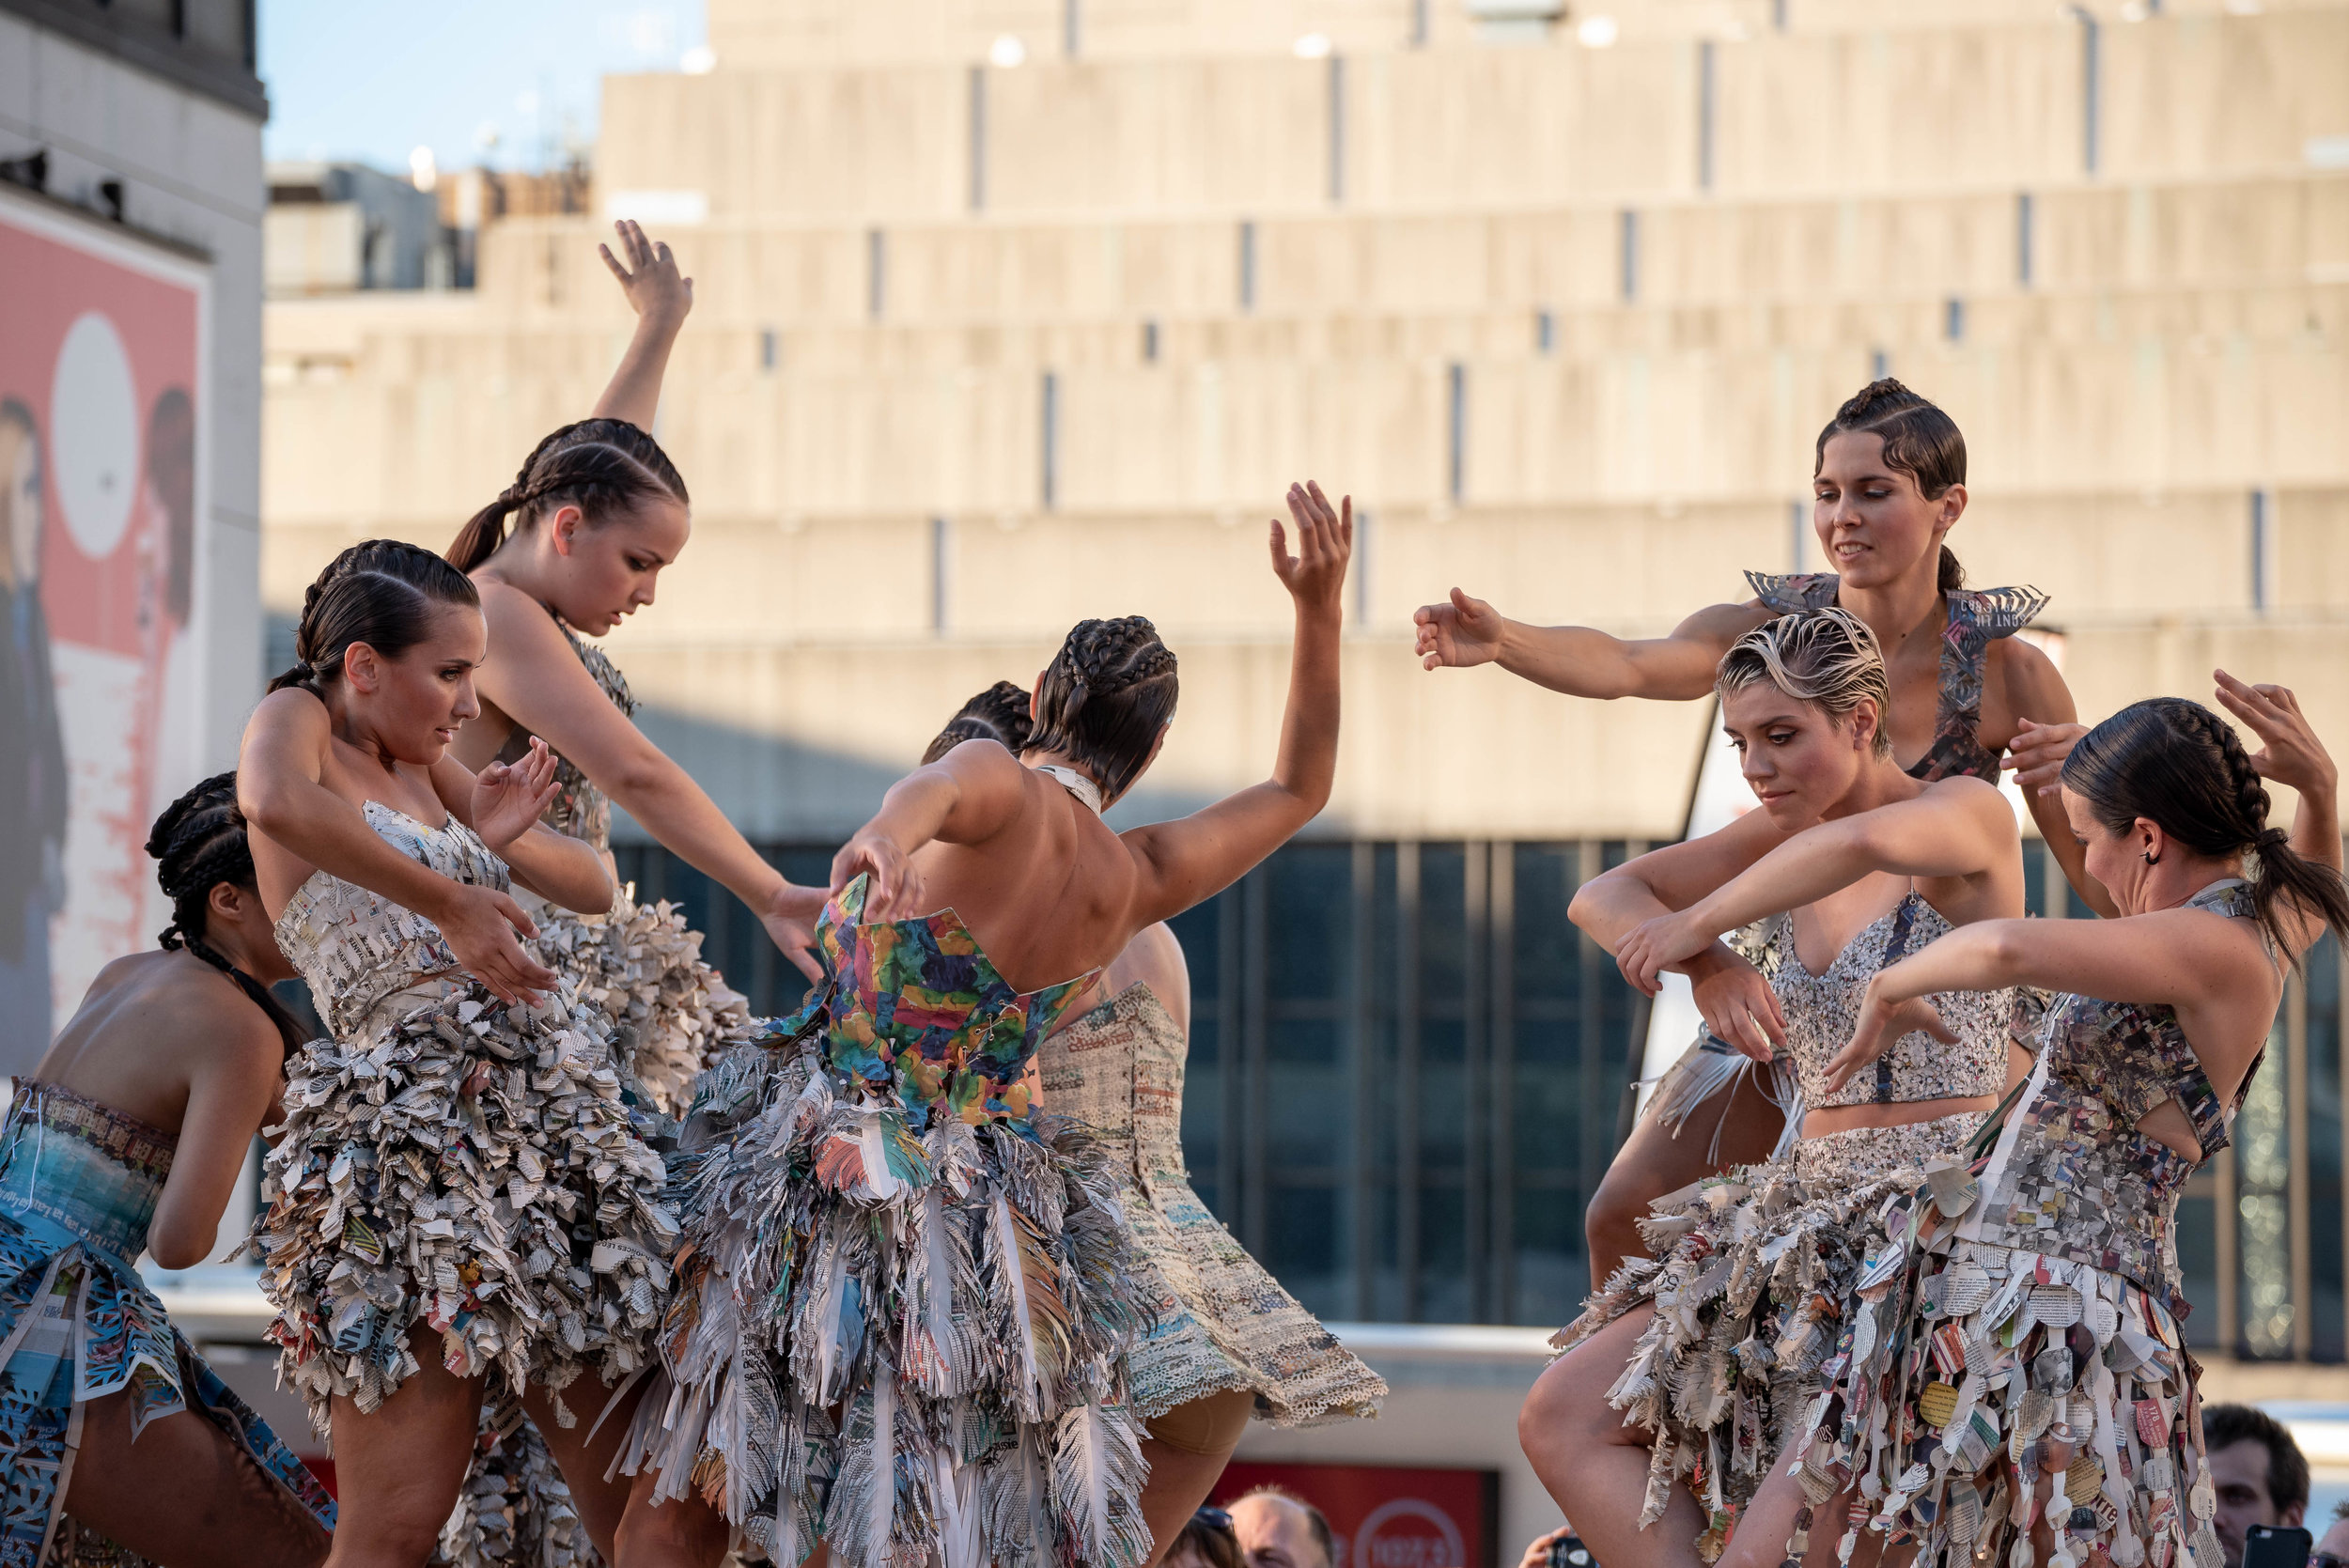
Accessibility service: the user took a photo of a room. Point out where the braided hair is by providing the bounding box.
[1814,378,1968,594]
[924,680,1034,766]
[267,539,480,697]
[148,772,307,1057]
[445,418,689,573]
[2061,696,2349,960]
[1025,616,1178,802]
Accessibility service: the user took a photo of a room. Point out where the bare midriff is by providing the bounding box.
[1803,1093,2000,1138]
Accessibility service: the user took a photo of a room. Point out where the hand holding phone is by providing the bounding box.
[2246,1524,2313,1568]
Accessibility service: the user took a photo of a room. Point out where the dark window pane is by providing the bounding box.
[2177,1187,2219,1349]
[1267,846,1353,1001]
[1421,844,1469,1003]
[1512,1185,1583,1326]
[1268,1183,1346,1317]
[1513,844,1581,1003]
[2310,935,2344,1361]
[1268,1019,1350,1169]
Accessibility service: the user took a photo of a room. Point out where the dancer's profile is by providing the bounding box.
[617,481,1354,1568]
[0,773,335,1568]
[1416,380,2096,1285]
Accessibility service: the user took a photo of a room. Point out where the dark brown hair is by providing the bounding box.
[924,680,1034,765]
[2202,1404,2310,1517]
[446,418,688,573]
[2061,697,2349,960]
[1813,378,1968,594]
[1170,1511,1246,1568]
[268,538,481,697]
[1025,616,1178,802]
[148,771,307,1058]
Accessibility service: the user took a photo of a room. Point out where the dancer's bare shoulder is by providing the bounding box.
[35,951,283,1134]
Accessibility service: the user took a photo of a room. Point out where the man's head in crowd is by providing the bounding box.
[2204,1404,2310,1568]
[1229,1487,1335,1568]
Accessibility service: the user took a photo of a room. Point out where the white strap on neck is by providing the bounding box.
[1034,764,1104,815]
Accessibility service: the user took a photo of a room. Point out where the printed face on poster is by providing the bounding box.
[0,193,211,1070]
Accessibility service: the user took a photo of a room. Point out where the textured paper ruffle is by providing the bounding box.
[439,1418,600,1568]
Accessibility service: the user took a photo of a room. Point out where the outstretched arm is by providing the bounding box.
[239,690,557,1004]
[1412,591,1766,699]
[589,219,692,432]
[830,738,1034,918]
[1121,482,1348,924]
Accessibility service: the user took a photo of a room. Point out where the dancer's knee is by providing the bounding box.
[1518,1355,1597,1468]
[1586,1165,1657,1270]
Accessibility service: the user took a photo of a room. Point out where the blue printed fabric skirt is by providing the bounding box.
[0,1082,335,1565]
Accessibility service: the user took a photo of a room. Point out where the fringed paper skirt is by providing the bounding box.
[621,1024,1150,1568]
[253,980,678,1435]
[1552,1111,1983,1560]
[1781,1189,2217,1568]
[438,1417,599,1568]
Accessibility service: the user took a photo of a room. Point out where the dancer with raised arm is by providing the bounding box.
[1750,678,2349,1568]
[0,775,336,1568]
[1521,608,2030,1565]
[1415,380,2094,1285]
[616,482,1353,1568]
[238,540,678,1568]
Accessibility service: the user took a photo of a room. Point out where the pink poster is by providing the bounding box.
[0,194,210,1071]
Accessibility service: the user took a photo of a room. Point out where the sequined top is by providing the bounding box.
[1752,890,2015,1111]
[766,872,1099,1136]
[0,1080,177,1264]
[493,618,635,853]
[1960,880,2262,1312]
[272,801,511,1044]
[1747,572,2049,784]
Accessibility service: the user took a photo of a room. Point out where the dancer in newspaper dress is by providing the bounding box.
[913,685,1387,1557]
[1523,608,2029,1565]
[0,772,336,1568]
[615,481,1355,1568]
[1748,682,2349,1568]
[239,539,677,1568]
[1412,380,2093,1287]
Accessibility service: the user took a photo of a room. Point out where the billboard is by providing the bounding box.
[1217,1462,1501,1568]
[0,193,211,1072]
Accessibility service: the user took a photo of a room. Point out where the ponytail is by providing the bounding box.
[1937,545,1965,594]
[148,772,309,1059]
[448,418,689,574]
[2061,697,2349,962]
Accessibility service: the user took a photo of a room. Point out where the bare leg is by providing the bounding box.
[60,1392,332,1568]
[522,1374,653,1563]
[1586,1079,1782,1292]
[1137,1389,1257,1566]
[1717,1438,1906,1568]
[612,1466,732,1568]
[319,1329,487,1568]
[1520,1309,1709,1568]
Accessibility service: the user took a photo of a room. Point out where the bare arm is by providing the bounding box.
[1412,590,1766,699]
[829,738,1035,917]
[237,690,556,1005]
[588,220,692,432]
[1121,483,1348,924]
[1999,638,2118,917]
[471,585,820,976]
[147,1010,285,1270]
[428,739,614,915]
[2217,669,2344,959]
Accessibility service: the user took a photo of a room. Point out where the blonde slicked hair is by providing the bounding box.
[1715,606,1892,759]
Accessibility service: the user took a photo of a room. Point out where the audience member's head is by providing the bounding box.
[1230,1486,1335,1568]
[2203,1404,2310,1568]
[1165,1507,1247,1568]
[2311,1498,2349,1568]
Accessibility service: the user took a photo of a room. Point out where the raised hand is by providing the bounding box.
[599,218,692,332]
[2215,669,2339,801]
[1413,587,1503,671]
[1269,481,1352,614]
[832,829,925,922]
[2004,717,2089,799]
[1822,979,1957,1094]
[1689,950,1788,1063]
[472,738,561,852]
[1613,909,1714,995]
[433,881,558,1006]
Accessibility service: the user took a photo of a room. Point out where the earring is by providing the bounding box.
[2142,850,2160,866]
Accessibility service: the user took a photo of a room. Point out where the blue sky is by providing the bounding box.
[259,1,708,174]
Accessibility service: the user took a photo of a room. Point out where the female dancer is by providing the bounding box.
[912,685,1388,1561]
[1521,607,2030,1565]
[1415,378,2097,1284]
[617,480,1353,1568]
[1748,678,2348,1568]
[0,773,335,1568]
[446,217,820,1116]
[239,539,678,1568]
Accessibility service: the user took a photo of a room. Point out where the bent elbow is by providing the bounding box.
[146,1225,214,1272]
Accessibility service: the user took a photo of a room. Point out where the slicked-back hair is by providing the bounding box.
[1814,378,1968,593]
[268,539,480,698]
[1026,616,1178,801]
[924,680,1034,765]
[1716,605,1893,759]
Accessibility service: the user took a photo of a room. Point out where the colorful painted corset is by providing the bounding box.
[0,1082,174,1264]
[1958,879,2258,1316]
[767,873,1099,1135]
[1753,892,2015,1111]
[271,801,512,1043]
[1746,570,2048,784]
[494,619,633,854]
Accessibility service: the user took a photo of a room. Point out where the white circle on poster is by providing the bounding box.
[50,311,140,561]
